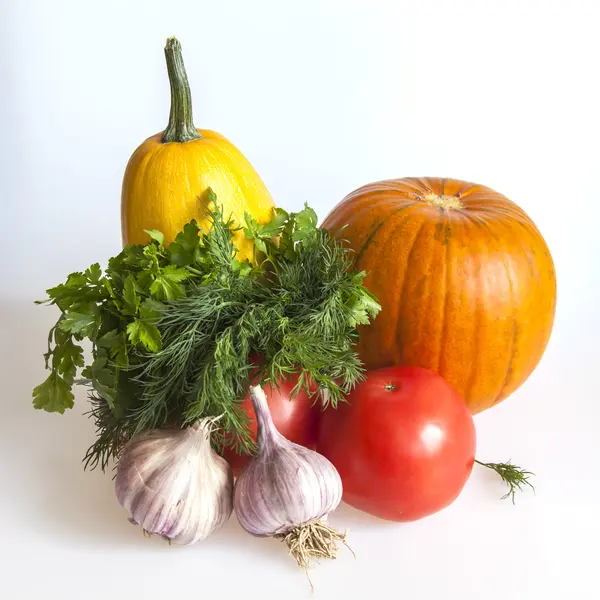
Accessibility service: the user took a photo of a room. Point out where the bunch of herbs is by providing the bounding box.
[33,190,380,470]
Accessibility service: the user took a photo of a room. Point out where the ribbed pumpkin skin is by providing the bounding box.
[322,177,556,414]
[121,129,275,261]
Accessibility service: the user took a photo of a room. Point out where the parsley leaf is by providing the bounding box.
[144,229,165,246]
[232,258,253,277]
[98,329,129,367]
[292,203,319,245]
[85,263,103,283]
[122,275,140,316]
[149,265,190,300]
[33,372,74,413]
[139,298,163,320]
[168,220,200,266]
[243,208,288,252]
[52,338,84,383]
[243,212,260,241]
[98,329,122,349]
[59,303,100,337]
[82,353,118,411]
[127,319,162,352]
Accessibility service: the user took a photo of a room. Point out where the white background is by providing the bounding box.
[2,1,599,598]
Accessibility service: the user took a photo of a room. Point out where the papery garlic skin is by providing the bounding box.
[115,420,233,545]
[234,386,343,537]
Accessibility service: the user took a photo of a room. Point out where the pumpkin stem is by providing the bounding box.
[162,37,202,144]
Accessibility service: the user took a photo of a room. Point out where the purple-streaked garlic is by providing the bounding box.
[234,385,347,569]
[115,419,233,545]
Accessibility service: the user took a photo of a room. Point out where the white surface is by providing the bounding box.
[2,1,599,598]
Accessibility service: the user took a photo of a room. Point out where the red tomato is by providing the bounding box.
[223,376,319,476]
[317,366,476,522]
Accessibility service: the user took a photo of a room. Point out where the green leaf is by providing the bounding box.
[168,245,191,267]
[258,208,289,237]
[193,245,214,270]
[127,319,162,352]
[243,212,260,240]
[144,229,165,246]
[97,329,122,349]
[83,354,118,411]
[122,275,140,316]
[136,269,156,294]
[43,272,90,310]
[143,243,160,260]
[65,272,88,288]
[98,330,129,368]
[103,277,117,300]
[139,298,164,321]
[109,245,145,273]
[292,204,319,245]
[345,298,372,327]
[160,264,190,284]
[52,338,84,384]
[278,218,297,260]
[253,237,267,254]
[272,207,290,224]
[168,220,200,266]
[42,266,106,310]
[112,344,129,368]
[295,203,318,230]
[232,258,253,278]
[33,372,74,413]
[244,208,289,244]
[85,263,103,283]
[58,304,100,337]
[358,288,381,319]
[149,266,191,300]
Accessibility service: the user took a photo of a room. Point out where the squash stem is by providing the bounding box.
[162,37,202,144]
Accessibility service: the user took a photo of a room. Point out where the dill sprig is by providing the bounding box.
[475,459,535,503]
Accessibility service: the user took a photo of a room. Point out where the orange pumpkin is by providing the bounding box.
[322,177,556,414]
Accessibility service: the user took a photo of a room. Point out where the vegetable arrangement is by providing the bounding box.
[32,37,550,580]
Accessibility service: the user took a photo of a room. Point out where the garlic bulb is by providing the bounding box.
[115,419,233,545]
[234,385,346,567]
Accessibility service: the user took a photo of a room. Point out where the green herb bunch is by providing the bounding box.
[33,190,380,470]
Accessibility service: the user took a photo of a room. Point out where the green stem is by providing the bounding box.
[475,459,535,504]
[184,265,203,276]
[162,37,202,144]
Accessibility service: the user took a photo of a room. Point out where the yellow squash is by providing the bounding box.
[121,38,274,261]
